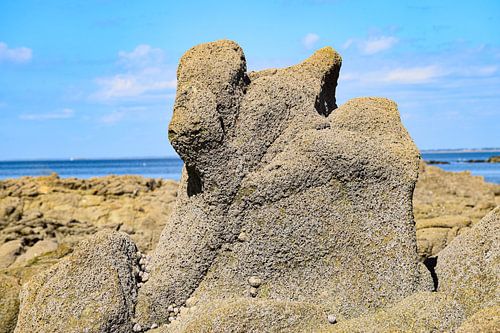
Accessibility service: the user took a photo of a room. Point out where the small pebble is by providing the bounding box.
[249,287,258,297]
[133,323,142,332]
[138,271,144,278]
[139,258,145,265]
[173,307,179,315]
[167,305,174,312]
[237,232,249,242]
[327,314,337,324]
[137,282,143,288]
[168,316,175,323]
[248,276,262,288]
[141,272,149,282]
[151,323,158,329]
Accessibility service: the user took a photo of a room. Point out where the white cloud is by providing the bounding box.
[20,108,75,120]
[0,42,32,63]
[360,36,399,55]
[94,73,176,100]
[342,39,354,50]
[92,44,176,102]
[382,66,443,84]
[461,65,497,77]
[118,44,165,68]
[99,106,147,125]
[99,111,126,124]
[302,33,320,50]
[342,35,399,55]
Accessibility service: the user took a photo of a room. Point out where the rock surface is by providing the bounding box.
[331,292,465,333]
[413,162,500,258]
[0,174,177,254]
[14,230,139,333]
[456,305,500,332]
[487,155,500,163]
[0,274,20,333]
[136,40,422,326]
[436,206,499,317]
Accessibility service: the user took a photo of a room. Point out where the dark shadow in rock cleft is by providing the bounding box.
[423,256,439,291]
[186,165,203,197]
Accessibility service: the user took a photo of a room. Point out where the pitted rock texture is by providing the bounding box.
[456,305,500,333]
[436,206,499,317]
[14,231,139,333]
[0,274,20,333]
[330,291,465,333]
[136,40,421,326]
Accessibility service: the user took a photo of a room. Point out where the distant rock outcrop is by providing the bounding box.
[135,40,422,327]
[488,155,500,163]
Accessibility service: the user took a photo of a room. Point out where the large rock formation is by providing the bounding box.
[135,40,422,326]
[14,231,140,333]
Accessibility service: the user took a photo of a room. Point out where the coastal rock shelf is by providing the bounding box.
[1,40,499,332]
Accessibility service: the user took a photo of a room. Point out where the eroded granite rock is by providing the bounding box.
[136,40,422,326]
[15,231,139,333]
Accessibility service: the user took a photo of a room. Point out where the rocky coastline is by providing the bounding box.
[1,40,499,332]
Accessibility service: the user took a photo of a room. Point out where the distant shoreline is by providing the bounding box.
[1,149,500,162]
[420,148,500,153]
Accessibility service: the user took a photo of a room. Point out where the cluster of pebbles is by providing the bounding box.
[131,251,198,332]
[132,251,157,332]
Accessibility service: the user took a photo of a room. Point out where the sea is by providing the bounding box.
[0,151,499,184]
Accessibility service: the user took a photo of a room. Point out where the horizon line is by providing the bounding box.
[1,147,500,162]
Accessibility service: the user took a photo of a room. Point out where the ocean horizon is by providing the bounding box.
[1,151,499,184]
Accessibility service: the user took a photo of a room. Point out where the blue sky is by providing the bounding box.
[0,0,499,160]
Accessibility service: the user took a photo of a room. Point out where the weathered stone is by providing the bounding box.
[0,239,23,269]
[0,274,20,333]
[456,305,500,333]
[414,162,500,258]
[156,299,331,333]
[0,175,178,262]
[11,238,58,267]
[136,40,421,326]
[331,292,465,333]
[436,206,499,317]
[15,231,139,333]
